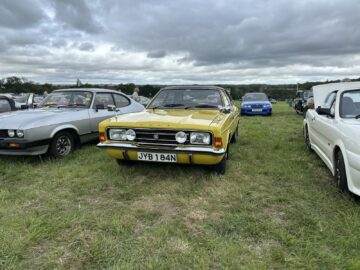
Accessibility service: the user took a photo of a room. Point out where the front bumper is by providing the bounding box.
[241,108,272,115]
[97,142,225,165]
[0,138,50,156]
[346,150,360,196]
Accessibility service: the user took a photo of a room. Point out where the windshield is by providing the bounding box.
[243,93,269,102]
[39,91,93,108]
[340,90,360,118]
[304,91,313,99]
[14,94,29,103]
[148,89,223,109]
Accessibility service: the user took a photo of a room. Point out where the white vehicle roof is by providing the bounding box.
[312,82,360,107]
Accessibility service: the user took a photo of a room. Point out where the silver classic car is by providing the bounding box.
[0,88,144,157]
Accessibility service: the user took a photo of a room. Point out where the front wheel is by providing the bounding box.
[335,151,348,193]
[49,131,74,158]
[214,144,229,175]
[305,126,312,152]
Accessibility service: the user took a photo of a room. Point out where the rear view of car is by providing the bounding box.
[241,92,272,116]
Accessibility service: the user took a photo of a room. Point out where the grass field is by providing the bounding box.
[1,102,360,269]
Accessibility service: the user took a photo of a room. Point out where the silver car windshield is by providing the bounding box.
[340,90,360,118]
[39,91,93,108]
[148,89,222,109]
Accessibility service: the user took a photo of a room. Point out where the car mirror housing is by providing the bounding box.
[95,104,105,112]
[316,106,332,116]
[107,104,118,112]
[20,105,29,110]
[220,106,231,114]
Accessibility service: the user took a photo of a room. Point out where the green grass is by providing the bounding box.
[1,102,360,269]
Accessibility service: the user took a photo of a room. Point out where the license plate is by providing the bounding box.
[252,109,262,112]
[137,152,177,163]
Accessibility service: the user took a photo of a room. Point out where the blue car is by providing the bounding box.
[241,92,272,116]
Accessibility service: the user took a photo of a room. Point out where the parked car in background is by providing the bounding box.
[0,88,144,157]
[304,82,360,196]
[33,95,44,108]
[13,93,35,109]
[0,96,16,114]
[97,85,240,174]
[241,92,272,116]
[295,90,313,114]
[270,98,277,104]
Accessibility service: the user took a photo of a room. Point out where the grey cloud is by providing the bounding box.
[147,50,167,58]
[52,0,103,33]
[78,42,95,51]
[0,0,46,29]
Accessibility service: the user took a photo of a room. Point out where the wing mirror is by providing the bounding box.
[95,104,105,112]
[20,105,29,110]
[316,106,332,116]
[220,106,231,114]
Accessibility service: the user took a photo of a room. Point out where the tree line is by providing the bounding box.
[1,76,359,101]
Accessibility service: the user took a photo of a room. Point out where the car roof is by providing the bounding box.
[54,88,121,94]
[312,82,360,106]
[160,85,225,91]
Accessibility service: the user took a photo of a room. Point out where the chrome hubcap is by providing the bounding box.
[56,136,71,156]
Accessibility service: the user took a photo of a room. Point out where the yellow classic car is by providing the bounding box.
[97,86,240,174]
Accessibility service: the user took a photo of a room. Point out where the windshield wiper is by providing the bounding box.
[67,103,87,107]
[185,104,218,109]
[162,103,185,108]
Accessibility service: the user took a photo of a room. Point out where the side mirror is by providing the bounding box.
[220,106,231,114]
[95,104,105,112]
[316,106,331,116]
[107,104,116,112]
[20,105,29,110]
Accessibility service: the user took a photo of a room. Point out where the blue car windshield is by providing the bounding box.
[243,93,269,102]
[39,91,93,108]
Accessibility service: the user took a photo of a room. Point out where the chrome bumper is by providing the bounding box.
[96,142,226,155]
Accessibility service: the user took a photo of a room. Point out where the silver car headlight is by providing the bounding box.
[175,131,187,143]
[16,130,24,138]
[109,128,127,140]
[125,129,136,141]
[8,130,15,138]
[190,132,211,145]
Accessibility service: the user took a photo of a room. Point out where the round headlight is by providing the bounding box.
[126,129,136,141]
[175,131,187,143]
[109,129,127,140]
[8,130,15,137]
[16,130,24,138]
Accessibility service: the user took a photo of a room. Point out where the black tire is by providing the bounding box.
[335,151,348,193]
[214,143,229,174]
[116,159,134,166]
[49,131,74,158]
[305,126,312,152]
[231,125,238,143]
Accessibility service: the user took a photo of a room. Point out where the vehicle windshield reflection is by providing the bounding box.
[148,89,222,109]
[39,91,93,108]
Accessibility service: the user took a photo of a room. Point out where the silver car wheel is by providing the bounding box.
[56,136,72,156]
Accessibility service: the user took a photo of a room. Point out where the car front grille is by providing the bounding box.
[251,104,263,109]
[134,129,191,146]
[0,130,8,138]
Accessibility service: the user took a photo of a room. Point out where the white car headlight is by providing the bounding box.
[16,130,24,138]
[126,129,136,141]
[241,104,251,108]
[175,131,187,143]
[8,130,15,137]
[109,128,127,140]
[190,132,211,145]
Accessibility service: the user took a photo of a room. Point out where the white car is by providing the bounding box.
[304,82,360,195]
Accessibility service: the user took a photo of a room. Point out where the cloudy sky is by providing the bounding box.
[0,0,360,84]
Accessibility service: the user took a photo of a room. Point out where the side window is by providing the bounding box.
[0,99,11,113]
[113,94,130,108]
[220,91,230,107]
[224,90,233,105]
[323,92,337,109]
[94,93,115,108]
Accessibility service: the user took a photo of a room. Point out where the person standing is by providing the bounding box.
[132,87,140,102]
